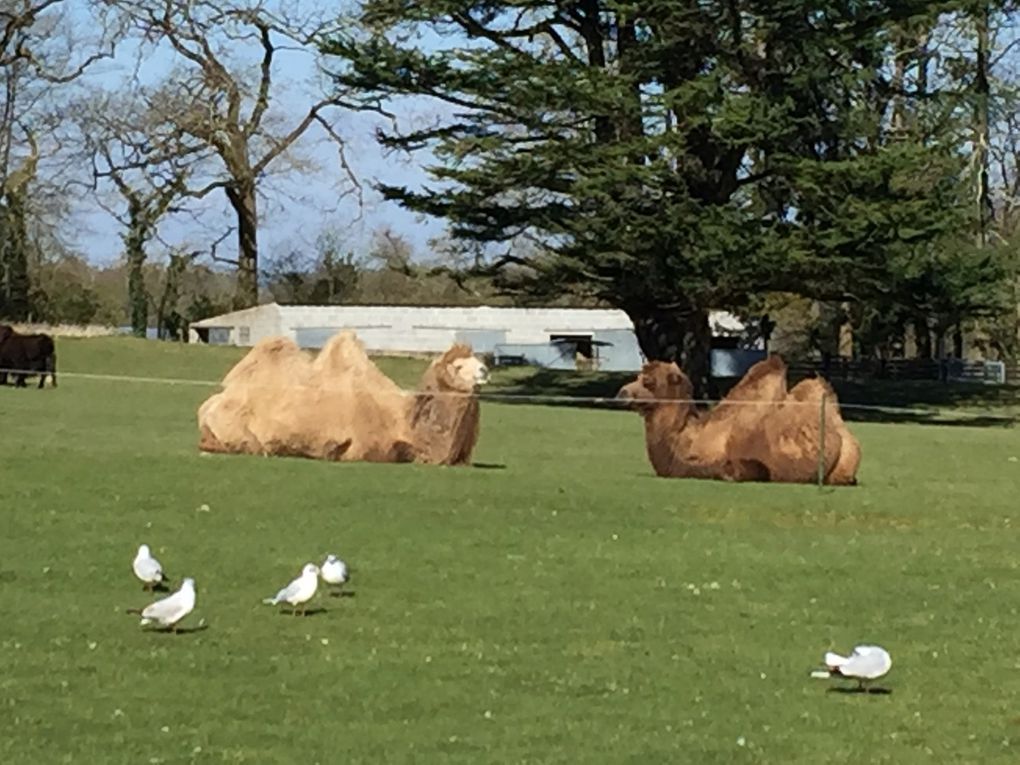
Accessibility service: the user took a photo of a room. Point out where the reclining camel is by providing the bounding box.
[197,330,489,465]
[616,355,860,485]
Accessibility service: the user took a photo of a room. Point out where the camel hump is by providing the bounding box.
[313,330,370,375]
[747,354,787,380]
[221,336,307,387]
[789,376,837,403]
[722,354,788,402]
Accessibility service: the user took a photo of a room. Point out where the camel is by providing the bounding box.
[197,330,489,465]
[616,355,860,485]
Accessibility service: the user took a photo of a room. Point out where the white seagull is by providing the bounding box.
[263,563,320,615]
[811,645,892,691]
[128,577,196,632]
[320,554,349,593]
[132,544,168,590]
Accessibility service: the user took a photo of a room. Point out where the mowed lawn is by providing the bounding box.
[1,338,1019,764]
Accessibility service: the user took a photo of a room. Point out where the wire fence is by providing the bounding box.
[1,365,1017,414]
[1,364,1015,489]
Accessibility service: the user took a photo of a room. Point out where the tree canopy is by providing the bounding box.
[326,0,1013,391]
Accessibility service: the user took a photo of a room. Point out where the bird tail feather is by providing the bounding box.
[810,670,832,679]
[262,597,278,605]
[824,652,849,668]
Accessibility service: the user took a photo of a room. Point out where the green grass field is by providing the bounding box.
[2,338,1019,764]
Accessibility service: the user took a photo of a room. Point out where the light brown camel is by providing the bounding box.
[197,330,489,465]
[616,355,860,485]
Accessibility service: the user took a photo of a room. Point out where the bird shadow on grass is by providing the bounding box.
[327,590,356,598]
[149,623,210,635]
[279,607,328,617]
[827,686,893,695]
[472,462,507,470]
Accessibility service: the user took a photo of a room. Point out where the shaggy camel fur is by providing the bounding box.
[616,355,860,485]
[197,331,489,465]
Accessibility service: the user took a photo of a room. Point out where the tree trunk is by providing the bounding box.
[1,191,31,321]
[125,212,148,338]
[627,306,714,398]
[227,182,259,309]
[975,4,992,248]
[157,253,189,341]
[913,315,932,359]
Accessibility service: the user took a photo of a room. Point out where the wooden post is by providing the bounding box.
[817,394,827,488]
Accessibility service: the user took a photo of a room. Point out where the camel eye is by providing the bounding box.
[641,376,656,390]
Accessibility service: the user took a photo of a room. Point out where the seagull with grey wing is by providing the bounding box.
[811,644,892,691]
[127,577,196,633]
[132,544,169,591]
[263,563,319,616]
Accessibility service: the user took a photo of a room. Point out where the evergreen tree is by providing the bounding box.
[326,1,1008,392]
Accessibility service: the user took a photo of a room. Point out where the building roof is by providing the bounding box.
[190,302,747,333]
[189,303,280,328]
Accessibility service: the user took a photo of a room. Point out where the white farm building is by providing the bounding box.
[188,303,760,374]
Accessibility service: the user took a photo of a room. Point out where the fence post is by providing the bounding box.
[817,394,827,489]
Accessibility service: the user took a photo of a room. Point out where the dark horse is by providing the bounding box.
[0,325,57,388]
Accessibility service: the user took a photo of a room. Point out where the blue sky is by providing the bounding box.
[66,3,452,268]
[57,3,1020,270]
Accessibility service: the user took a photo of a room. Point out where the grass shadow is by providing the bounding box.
[486,366,1020,428]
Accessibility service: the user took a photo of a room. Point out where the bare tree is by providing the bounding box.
[0,1,120,318]
[2,1,120,185]
[72,87,209,335]
[104,0,356,308]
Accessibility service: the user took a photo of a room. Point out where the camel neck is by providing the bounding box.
[643,403,691,476]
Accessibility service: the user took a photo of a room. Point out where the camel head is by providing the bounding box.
[426,343,490,393]
[617,361,693,413]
